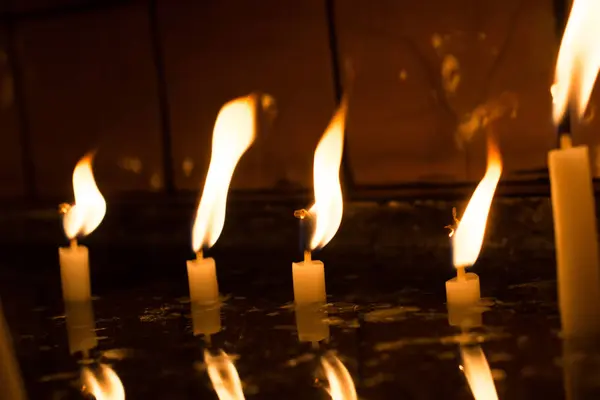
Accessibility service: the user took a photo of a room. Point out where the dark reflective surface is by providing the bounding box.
[0,246,598,399]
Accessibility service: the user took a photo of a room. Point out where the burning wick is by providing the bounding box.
[291,99,348,345]
[59,153,106,303]
[187,94,257,320]
[446,135,502,328]
[294,208,312,263]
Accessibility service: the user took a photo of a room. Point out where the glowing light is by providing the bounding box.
[192,95,257,252]
[453,138,502,268]
[309,101,348,250]
[460,345,499,400]
[62,153,106,239]
[205,350,245,400]
[552,0,600,123]
[321,353,357,400]
[82,364,125,400]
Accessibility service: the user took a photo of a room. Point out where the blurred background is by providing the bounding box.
[0,0,582,202]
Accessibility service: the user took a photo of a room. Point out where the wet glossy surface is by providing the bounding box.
[0,246,598,399]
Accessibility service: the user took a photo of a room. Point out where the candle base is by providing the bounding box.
[64,300,97,356]
[295,304,329,343]
[292,260,326,305]
[446,272,481,328]
[59,245,92,302]
[187,257,220,306]
[191,301,222,337]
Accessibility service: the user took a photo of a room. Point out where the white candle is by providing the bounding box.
[60,153,106,303]
[59,242,91,302]
[445,135,501,328]
[292,251,328,344]
[191,301,221,338]
[187,253,219,306]
[64,300,97,356]
[549,135,600,337]
[446,268,482,328]
[292,251,326,305]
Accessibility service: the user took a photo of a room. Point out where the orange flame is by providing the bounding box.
[321,353,357,400]
[453,138,502,268]
[460,345,499,400]
[205,350,245,400]
[192,95,257,252]
[81,364,125,400]
[552,0,600,123]
[309,101,348,250]
[62,153,106,240]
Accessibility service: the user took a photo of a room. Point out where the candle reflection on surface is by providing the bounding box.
[205,350,245,400]
[460,344,498,400]
[64,299,97,356]
[81,364,125,400]
[0,303,26,400]
[321,352,357,400]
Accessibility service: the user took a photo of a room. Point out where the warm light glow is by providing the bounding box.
[309,100,348,250]
[204,350,245,400]
[192,95,257,252]
[460,345,499,400]
[321,353,357,400]
[552,0,600,123]
[62,153,106,240]
[82,364,125,400]
[453,138,502,268]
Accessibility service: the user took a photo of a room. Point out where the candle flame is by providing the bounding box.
[321,353,357,400]
[205,350,245,400]
[192,95,257,252]
[453,137,502,268]
[309,100,348,251]
[81,364,125,400]
[62,153,106,240]
[460,345,499,400]
[552,0,600,123]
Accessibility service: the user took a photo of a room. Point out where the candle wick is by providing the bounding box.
[196,250,204,260]
[304,250,311,263]
[456,266,466,281]
[560,134,572,149]
[70,239,77,249]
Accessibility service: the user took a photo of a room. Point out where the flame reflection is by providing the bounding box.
[460,345,498,400]
[205,350,245,400]
[82,364,125,400]
[321,353,357,400]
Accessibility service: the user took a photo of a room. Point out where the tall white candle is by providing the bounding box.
[549,135,600,337]
[191,301,221,338]
[187,254,219,306]
[59,154,106,303]
[64,300,97,356]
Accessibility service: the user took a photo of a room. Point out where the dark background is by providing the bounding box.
[0,0,584,204]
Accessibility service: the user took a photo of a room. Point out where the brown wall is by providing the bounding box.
[0,0,577,199]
